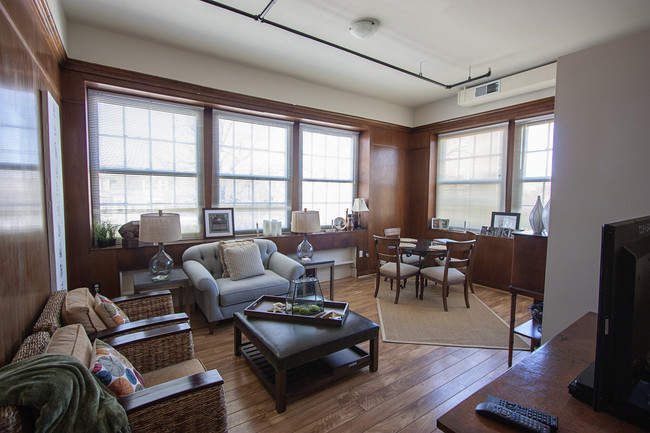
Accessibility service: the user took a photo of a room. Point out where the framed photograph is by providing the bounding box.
[431,218,440,229]
[440,219,450,230]
[204,208,234,238]
[491,212,520,230]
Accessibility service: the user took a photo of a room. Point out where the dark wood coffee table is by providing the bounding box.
[233,310,379,413]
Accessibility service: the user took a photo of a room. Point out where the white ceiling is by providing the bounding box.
[59,0,650,108]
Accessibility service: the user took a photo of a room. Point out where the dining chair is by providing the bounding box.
[373,235,420,304]
[383,227,424,266]
[419,240,476,311]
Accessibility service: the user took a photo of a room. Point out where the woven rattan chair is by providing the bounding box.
[32,288,188,339]
[419,240,476,311]
[1,323,228,433]
[373,235,420,304]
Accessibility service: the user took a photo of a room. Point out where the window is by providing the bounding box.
[87,90,203,237]
[436,124,507,230]
[512,115,554,230]
[301,125,358,226]
[214,112,291,232]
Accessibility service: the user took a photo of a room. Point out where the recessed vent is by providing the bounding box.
[474,80,500,98]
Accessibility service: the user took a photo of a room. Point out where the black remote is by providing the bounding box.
[475,402,551,433]
[486,395,559,430]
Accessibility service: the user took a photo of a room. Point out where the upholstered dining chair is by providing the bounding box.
[373,235,420,304]
[419,240,476,311]
[383,227,425,267]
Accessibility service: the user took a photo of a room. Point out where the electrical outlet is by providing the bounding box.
[359,250,363,258]
[92,282,101,294]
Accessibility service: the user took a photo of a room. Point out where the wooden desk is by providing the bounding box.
[437,312,646,433]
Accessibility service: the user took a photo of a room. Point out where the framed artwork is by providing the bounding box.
[204,208,234,238]
[491,212,520,230]
[431,218,440,229]
[440,219,450,230]
[333,216,347,231]
[41,90,67,292]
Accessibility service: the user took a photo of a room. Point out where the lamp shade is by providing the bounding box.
[351,198,369,212]
[291,209,320,234]
[139,211,181,243]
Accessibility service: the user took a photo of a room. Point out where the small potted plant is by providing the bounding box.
[93,218,109,247]
[106,222,117,246]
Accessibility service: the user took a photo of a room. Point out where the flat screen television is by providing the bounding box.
[591,215,650,429]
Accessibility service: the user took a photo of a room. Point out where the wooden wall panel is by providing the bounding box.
[0,0,64,366]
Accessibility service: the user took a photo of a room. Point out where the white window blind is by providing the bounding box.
[214,112,291,232]
[512,115,554,230]
[301,124,358,226]
[436,123,508,230]
[87,90,204,238]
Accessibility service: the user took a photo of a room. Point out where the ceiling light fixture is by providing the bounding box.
[200,0,491,89]
[349,19,379,39]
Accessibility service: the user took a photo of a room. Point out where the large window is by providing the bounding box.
[87,90,203,237]
[512,115,554,230]
[436,124,507,230]
[214,112,291,232]
[301,125,358,226]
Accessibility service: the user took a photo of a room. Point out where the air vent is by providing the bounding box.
[475,80,500,98]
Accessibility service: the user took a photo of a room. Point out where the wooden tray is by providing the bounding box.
[244,295,349,326]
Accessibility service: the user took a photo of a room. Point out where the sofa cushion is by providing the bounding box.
[140,358,206,387]
[45,324,94,368]
[218,270,290,307]
[217,239,255,278]
[62,287,107,334]
[91,339,145,398]
[94,294,130,327]
[221,241,265,281]
[32,289,68,335]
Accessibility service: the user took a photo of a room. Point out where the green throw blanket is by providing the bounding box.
[0,353,131,433]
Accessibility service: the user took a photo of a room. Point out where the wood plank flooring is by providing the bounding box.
[191,276,536,432]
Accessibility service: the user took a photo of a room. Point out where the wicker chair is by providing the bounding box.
[1,323,228,432]
[32,288,189,339]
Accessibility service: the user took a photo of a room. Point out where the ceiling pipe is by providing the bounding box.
[199,0,491,89]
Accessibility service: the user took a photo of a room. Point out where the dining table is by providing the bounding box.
[398,238,449,267]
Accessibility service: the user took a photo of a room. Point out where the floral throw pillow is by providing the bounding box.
[94,294,130,327]
[91,339,145,397]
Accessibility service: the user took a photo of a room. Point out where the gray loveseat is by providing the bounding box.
[182,238,304,333]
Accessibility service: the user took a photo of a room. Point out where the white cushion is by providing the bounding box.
[379,262,419,279]
[421,266,466,285]
[221,241,266,281]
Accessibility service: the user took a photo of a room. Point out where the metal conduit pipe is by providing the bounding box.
[199,0,492,89]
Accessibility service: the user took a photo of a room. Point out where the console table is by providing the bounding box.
[437,312,646,432]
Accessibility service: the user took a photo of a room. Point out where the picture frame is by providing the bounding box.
[491,212,520,230]
[440,219,450,230]
[204,208,234,238]
[431,218,440,229]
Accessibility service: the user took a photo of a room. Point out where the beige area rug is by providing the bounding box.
[376,282,530,350]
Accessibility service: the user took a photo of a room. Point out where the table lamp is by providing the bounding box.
[351,198,369,229]
[139,210,181,275]
[291,209,320,262]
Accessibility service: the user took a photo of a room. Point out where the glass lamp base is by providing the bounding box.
[149,243,174,275]
[296,234,314,262]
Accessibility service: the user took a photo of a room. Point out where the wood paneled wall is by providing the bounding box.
[0,0,65,366]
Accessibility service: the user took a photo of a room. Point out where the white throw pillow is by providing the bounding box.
[221,241,265,281]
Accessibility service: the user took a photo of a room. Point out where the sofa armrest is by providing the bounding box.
[111,290,175,320]
[183,260,220,295]
[103,323,194,374]
[268,252,305,281]
[87,313,189,341]
[119,370,227,433]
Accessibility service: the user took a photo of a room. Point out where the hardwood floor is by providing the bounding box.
[191,276,536,432]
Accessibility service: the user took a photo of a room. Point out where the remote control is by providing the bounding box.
[475,402,551,433]
[486,395,559,430]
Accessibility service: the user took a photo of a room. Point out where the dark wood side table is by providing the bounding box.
[132,268,191,316]
[437,312,646,433]
[289,254,335,300]
[508,231,547,366]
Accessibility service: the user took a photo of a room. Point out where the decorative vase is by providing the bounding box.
[529,196,544,234]
[542,199,551,234]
